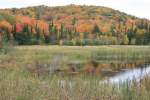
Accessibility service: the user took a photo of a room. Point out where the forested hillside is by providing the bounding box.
[0,5,150,45]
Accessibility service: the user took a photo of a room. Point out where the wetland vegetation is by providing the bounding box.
[0,45,150,100]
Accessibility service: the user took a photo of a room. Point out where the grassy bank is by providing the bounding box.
[1,45,150,70]
[8,45,150,62]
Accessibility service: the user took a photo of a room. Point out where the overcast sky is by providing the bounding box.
[0,0,150,19]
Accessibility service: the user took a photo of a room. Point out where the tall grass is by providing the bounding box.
[0,46,150,100]
[91,46,150,62]
[0,67,150,100]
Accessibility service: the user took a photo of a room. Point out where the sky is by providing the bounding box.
[0,0,150,20]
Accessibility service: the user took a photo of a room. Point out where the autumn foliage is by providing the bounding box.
[0,5,150,45]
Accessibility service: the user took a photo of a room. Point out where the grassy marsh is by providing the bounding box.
[0,45,150,100]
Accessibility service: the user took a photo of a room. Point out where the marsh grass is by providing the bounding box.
[91,46,150,62]
[0,67,150,100]
[0,46,150,100]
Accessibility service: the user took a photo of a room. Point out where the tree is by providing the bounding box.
[135,29,146,45]
[0,29,3,48]
[0,14,4,21]
[127,29,135,45]
[0,20,12,41]
[143,30,150,45]
[92,24,101,33]
[72,17,77,25]
[6,15,15,24]
[22,16,32,25]
[110,25,117,37]
[34,23,44,44]
[0,20,12,32]
[76,23,93,33]
[60,23,66,39]
[127,23,137,45]
[15,23,23,33]
[13,24,32,45]
[122,35,129,45]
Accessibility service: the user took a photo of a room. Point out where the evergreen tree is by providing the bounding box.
[110,25,117,37]
[60,23,66,39]
[92,24,102,37]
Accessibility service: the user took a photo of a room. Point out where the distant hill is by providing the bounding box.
[0,5,150,45]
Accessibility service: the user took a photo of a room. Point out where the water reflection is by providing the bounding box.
[66,60,150,83]
[105,65,150,83]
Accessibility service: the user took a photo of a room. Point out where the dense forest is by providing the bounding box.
[0,5,150,45]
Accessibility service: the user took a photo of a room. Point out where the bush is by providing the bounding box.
[62,40,74,46]
[60,39,113,46]
[0,42,13,54]
[82,39,112,45]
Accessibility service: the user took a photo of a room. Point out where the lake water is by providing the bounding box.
[105,65,150,84]
[57,65,150,88]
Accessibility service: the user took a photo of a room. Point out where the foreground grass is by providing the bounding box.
[0,45,150,100]
[0,67,150,100]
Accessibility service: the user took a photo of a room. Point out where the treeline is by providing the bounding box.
[0,5,150,45]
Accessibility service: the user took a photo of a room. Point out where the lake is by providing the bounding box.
[105,65,150,83]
